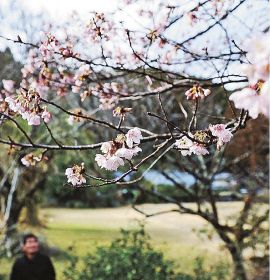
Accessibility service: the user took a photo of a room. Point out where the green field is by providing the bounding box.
[0,202,243,279]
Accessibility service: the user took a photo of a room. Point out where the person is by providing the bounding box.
[10,233,56,280]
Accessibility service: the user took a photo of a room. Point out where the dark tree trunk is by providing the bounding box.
[215,228,247,280]
[228,245,247,280]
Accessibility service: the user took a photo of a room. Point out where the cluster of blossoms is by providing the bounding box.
[209,124,233,149]
[21,153,47,167]
[92,82,123,110]
[175,123,233,156]
[72,74,123,109]
[39,33,75,61]
[95,127,142,171]
[71,65,92,94]
[65,163,86,186]
[85,12,114,41]
[175,135,209,156]
[19,49,52,97]
[229,33,269,119]
[39,33,60,60]
[185,85,211,100]
[4,87,52,126]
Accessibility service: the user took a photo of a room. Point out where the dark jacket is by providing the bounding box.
[10,253,55,280]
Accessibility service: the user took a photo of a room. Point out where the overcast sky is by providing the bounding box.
[0,0,119,16]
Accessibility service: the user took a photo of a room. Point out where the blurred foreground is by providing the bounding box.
[1,202,268,279]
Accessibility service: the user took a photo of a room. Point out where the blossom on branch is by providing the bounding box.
[209,124,233,143]
[190,143,209,156]
[229,33,270,119]
[65,163,86,186]
[95,128,142,171]
[115,146,142,160]
[21,153,42,167]
[126,127,143,148]
[229,81,269,119]
[175,135,209,156]
[175,136,193,156]
[2,80,15,93]
[3,84,53,126]
[185,85,211,100]
[41,107,52,123]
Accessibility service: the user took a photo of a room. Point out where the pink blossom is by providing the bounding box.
[229,84,269,119]
[126,127,143,148]
[99,95,118,110]
[185,85,211,100]
[190,144,209,156]
[105,155,125,171]
[2,80,15,92]
[21,111,31,120]
[41,109,52,123]
[28,114,41,126]
[115,147,134,160]
[72,86,80,93]
[115,146,142,160]
[209,124,233,143]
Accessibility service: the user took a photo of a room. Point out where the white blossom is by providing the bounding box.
[65,164,86,186]
[126,127,143,148]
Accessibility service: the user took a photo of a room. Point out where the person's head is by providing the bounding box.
[22,233,39,256]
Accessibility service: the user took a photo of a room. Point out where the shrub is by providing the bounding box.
[63,226,230,280]
[64,226,176,280]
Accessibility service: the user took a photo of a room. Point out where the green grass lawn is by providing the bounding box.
[0,203,238,280]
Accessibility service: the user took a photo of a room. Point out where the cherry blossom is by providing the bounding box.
[126,127,143,148]
[100,141,114,154]
[4,86,53,126]
[41,108,52,123]
[2,80,15,92]
[190,143,209,156]
[105,155,125,171]
[113,107,132,118]
[115,146,142,160]
[185,85,211,100]
[95,154,108,169]
[28,114,41,126]
[209,124,233,143]
[21,153,42,167]
[175,136,193,156]
[5,97,20,112]
[242,33,270,84]
[229,82,269,119]
[67,109,84,125]
[229,33,269,119]
[65,163,86,186]
[175,135,209,156]
[95,129,142,171]
[99,95,118,110]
